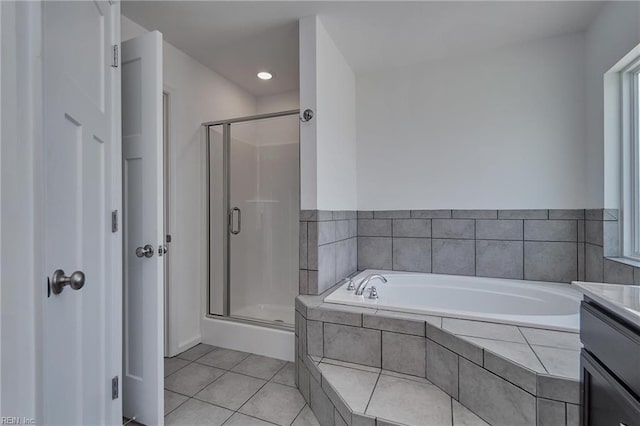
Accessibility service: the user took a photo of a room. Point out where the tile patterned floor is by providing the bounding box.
[163,344,319,426]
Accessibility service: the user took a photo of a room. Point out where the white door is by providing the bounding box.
[122,31,164,425]
[42,1,121,425]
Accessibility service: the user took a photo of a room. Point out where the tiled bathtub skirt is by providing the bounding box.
[294,296,581,426]
[300,209,630,295]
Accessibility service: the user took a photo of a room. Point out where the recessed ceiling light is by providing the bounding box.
[257,71,273,80]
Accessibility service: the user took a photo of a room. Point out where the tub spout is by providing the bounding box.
[355,274,387,295]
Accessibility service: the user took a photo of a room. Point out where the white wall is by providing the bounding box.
[316,21,357,210]
[122,16,258,355]
[257,90,299,114]
[356,33,587,210]
[586,2,640,208]
[299,17,357,210]
[299,17,318,210]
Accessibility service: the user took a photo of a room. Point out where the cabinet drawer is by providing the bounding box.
[582,350,640,426]
[580,301,640,397]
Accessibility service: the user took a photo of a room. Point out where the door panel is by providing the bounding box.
[42,1,118,424]
[122,30,164,425]
[228,115,300,325]
[45,0,106,110]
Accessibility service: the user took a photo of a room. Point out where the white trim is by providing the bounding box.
[110,1,123,421]
[619,53,640,260]
[162,83,183,358]
[0,1,4,413]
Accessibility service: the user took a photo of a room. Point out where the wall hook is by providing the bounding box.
[300,109,314,122]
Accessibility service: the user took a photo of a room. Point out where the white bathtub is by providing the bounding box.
[324,270,582,331]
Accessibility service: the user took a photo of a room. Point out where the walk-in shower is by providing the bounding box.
[204,110,300,328]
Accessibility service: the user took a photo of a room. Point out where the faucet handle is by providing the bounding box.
[339,277,355,291]
[368,286,379,300]
[346,279,355,291]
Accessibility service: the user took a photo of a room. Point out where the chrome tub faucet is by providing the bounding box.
[355,274,387,295]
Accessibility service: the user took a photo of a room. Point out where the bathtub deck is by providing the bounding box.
[296,294,581,425]
[307,356,489,425]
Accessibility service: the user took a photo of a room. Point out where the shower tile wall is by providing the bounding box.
[299,208,638,295]
[299,210,357,295]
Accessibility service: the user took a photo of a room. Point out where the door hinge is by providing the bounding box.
[112,45,119,68]
[111,210,118,233]
[112,376,119,400]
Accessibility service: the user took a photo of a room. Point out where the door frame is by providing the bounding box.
[110,3,124,422]
[0,1,45,421]
[162,88,173,357]
[202,109,299,330]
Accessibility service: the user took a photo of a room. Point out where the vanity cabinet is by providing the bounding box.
[580,299,640,426]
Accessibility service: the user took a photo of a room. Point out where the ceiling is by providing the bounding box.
[122,1,604,97]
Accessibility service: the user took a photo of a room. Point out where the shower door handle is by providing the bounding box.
[229,207,241,235]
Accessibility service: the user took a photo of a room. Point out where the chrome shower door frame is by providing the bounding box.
[204,109,300,330]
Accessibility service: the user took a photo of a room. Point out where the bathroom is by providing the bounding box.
[1,1,639,425]
[122,1,640,425]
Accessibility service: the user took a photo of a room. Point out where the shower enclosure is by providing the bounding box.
[204,110,299,328]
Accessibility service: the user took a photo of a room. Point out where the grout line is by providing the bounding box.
[391,227,395,271]
[517,328,549,374]
[234,376,271,414]
[450,396,454,426]
[234,412,281,426]
[430,220,433,272]
[163,390,190,417]
[288,404,308,426]
[363,370,382,415]
[380,330,383,367]
[456,353,460,402]
[269,361,291,382]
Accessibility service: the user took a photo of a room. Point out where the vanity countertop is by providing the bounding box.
[572,281,640,328]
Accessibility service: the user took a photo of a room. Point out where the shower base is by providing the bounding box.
[201,313,294,361]
[231,303,295,326]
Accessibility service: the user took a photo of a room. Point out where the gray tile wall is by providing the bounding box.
[300,210,358,295]
[300,208,636,295]
[357,209,585,283]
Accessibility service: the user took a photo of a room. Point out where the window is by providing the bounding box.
[620,54,640,260]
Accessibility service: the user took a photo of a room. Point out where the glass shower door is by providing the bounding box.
[227,114,300,326]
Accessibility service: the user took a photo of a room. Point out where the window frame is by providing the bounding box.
[620,57,640,260]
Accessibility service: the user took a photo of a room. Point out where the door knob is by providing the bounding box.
[136,244,154,258]
[51,269,85,295]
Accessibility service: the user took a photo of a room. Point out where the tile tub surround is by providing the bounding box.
[358,209,588,283]
[295,293,581,426]
[300,208,636,295]
[300,210,358,295]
